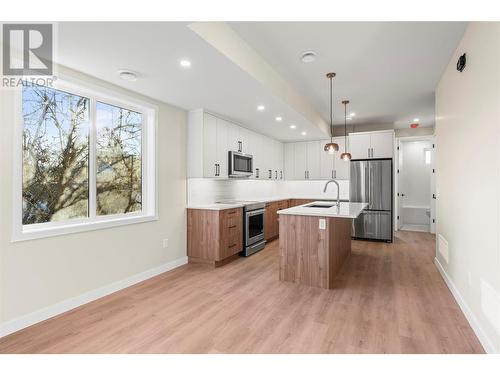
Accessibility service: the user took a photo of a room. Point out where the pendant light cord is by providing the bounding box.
[344,101,347,148]
[329,76,333,141]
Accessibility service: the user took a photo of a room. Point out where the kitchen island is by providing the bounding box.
[277,201,367,290]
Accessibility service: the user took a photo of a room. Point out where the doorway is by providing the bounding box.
[396,137,435,233]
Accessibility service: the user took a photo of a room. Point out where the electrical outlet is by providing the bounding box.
[318,219,326,230]
[162,239,169,248]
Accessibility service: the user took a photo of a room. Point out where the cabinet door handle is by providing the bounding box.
[334,170,337,179]
[268,170,272,179]
[280,171,283,179]
[238,141,242,152]
[215,163,218,176]
[368,148,370,158]
[256,168,259,178]
[217,164,220,176]
[275,170,277,179]
[331,170,334,179]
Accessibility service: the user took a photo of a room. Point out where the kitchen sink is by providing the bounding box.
[304,203,337,208]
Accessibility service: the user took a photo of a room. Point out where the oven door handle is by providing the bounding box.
[246,209,265,216]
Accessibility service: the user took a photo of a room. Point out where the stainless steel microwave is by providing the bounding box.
[228,151,253,177]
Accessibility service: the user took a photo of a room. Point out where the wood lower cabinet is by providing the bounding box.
[265,199,289,241]
[187,207,243,267]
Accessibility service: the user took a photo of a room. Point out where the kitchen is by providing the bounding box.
[0,18,497,360]
[186,107,394,275]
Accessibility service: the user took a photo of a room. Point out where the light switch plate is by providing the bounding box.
[319,219,326,230]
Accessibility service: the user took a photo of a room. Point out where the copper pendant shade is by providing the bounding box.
[324,72,339,154]
[340,100,352,161]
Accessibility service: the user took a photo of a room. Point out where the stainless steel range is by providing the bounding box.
[216,200,266,256]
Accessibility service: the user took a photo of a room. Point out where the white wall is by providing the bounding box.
[435,22,500,353]
[187,178,349,205]
[0,65,187,330]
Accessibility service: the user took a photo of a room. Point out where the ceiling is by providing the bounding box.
[56,22,466,141]
[229,22,467,129]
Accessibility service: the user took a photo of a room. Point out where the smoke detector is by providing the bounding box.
[300,51,317,63]
[118,69,138,82]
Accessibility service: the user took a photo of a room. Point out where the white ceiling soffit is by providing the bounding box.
[55,22,327,142]
[188,22,330,136]
[229,22,468,129]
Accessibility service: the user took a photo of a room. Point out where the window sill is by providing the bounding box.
[12,214,159,242]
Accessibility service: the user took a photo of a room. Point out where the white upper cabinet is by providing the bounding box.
[293,142,308,180]
[320,140,335,179]
[238,127,250,154]
[334,136,350,180]
[251,131,263,179]
[215,118,228,178]
[202,113,218,177]
[348,131,394,160]
[284,143,294,180]
[188,109,284,179]
[306,141,321,179]
[284,137,351,180]
[226,121,240,152]
[349,133,371,159]
[370,132,394,158]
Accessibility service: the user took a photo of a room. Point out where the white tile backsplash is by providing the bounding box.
[187,178,349,205]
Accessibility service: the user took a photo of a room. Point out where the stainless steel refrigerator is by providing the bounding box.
[350,159,393,242]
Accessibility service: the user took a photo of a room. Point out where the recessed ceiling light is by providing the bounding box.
[179,59,191,68]
[257,105,265,111]
[349,112,356,117]
[301,131,307,135]
[413,118,420,122]
[300,51,317,63]
[118,69,138,82]
[289,125,296,129]
[275,116,282,122]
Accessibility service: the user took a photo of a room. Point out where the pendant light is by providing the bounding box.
[324,72,339,154]
[340,100,352,161]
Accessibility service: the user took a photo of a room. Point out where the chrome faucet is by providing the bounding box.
[323,179,340,206]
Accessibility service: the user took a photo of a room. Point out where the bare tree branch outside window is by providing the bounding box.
[22,85,143,225]
[22,85,90,224]
[96,102,142,216]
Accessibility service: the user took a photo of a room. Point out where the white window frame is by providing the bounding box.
[12,74,159,242]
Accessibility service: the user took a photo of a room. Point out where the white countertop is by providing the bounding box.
[187,196,350,211]
[277,201,368,219]
[187,203,247,210]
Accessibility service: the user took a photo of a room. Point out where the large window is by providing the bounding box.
[15,80,157,240]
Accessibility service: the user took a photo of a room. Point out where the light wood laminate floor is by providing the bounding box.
[0,231,484,353]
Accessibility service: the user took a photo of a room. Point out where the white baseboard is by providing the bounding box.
[434,257,496,354]
[0,256,188,338]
